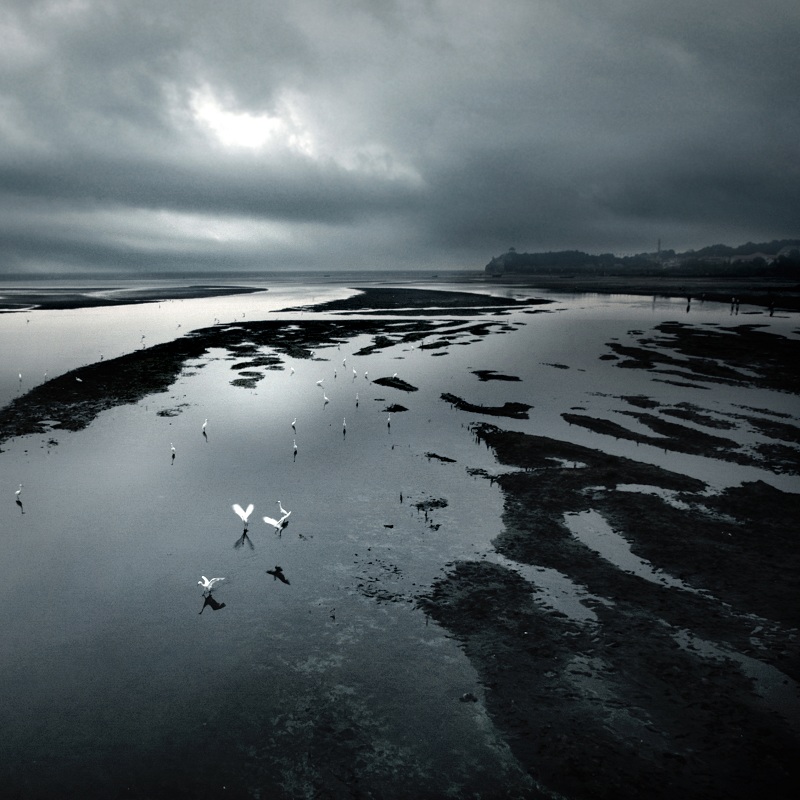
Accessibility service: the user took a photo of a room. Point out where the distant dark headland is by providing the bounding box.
[484,240,800,310]
[485,239,800,278]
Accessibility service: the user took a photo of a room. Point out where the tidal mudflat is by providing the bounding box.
[1,282,798,799]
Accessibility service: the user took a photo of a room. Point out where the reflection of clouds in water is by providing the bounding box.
[1,286,796,796]
[486,552,609,624]
[563,509,707,596]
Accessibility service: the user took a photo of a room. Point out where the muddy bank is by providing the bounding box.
[420,420,800,799]
[292,286,551,314]
[0,288,541,448]
[0,283,264,312]
[556,320,800,475]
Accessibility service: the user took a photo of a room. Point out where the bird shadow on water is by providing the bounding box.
[199,594,226,614]
[266,565,290,585]
[234,530,255,550]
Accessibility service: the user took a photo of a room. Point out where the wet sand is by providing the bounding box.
[0,283,264,312]
[2,284,798,798]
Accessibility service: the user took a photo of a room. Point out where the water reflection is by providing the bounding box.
[234,530,254,550]
[266,566,290,585]
[199,593,226,614]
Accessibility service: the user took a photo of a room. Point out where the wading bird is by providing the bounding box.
[198,576,225,593]
[233,503,255,531]
[263,506,291,534]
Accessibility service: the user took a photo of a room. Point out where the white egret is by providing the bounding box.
[233,503,255,530]
[290,366,295,375]
[342,357,347,367]
[263,510,291,533]
[293,438,298,455]
[316,379,324,386]
[343,417,347,434]
[202,418,208,433]
[15,483,23,497]
[198,576,225,592]
[291,417,297,430]
[364,371,369,380]
[277,500,290,517]
[352,367,357,378]
[323,393,329,405]
[355,393,359,406]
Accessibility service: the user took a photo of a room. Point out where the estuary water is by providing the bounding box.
[1,273,798,798]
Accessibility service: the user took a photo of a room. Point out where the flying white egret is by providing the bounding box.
[233,503,255,530]
[198,576,225,592]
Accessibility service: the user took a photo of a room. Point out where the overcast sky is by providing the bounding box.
[1,0,798,274]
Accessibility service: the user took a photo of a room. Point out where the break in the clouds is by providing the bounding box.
[1,0,798,274]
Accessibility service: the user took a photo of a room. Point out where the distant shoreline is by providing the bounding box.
[2,271,799,312]
[485,273,800,310]
[0,283,265,312]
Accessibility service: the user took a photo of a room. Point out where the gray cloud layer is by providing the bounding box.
[1,0,798,273]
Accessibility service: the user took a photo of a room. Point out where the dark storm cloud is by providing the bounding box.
[1,0,798,273]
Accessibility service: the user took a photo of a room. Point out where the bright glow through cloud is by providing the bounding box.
[189,86,315,155]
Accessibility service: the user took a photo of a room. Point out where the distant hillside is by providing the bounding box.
[485,240,800,276]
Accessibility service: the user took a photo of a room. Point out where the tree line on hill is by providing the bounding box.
[485,239,800,277]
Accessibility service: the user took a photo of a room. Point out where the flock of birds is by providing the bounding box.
[192,353,399,612]
[12,343,407,614]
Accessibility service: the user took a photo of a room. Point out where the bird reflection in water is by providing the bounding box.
[199,594,226,614]
[266,566,290,585]
[234,529,254,550]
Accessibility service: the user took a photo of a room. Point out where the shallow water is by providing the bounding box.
[1,276,799,797]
